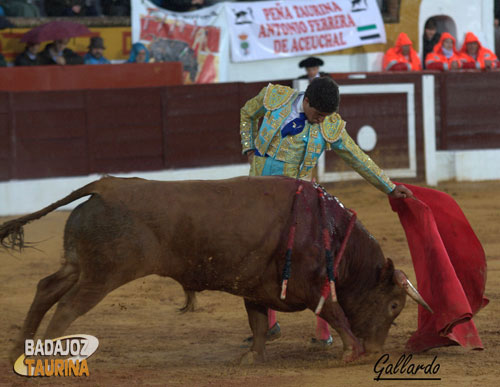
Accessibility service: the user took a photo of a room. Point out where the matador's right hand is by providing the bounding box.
[246,150,255,164]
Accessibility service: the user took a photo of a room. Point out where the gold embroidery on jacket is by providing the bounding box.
[320,112,345,143]
[264,84,297,111]
[267,126,308,164]
[240,86,267,153]
[333,129,395,193]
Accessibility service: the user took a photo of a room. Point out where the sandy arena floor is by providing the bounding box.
[0,179,499,386]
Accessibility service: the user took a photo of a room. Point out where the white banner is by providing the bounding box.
[226,0,386,62]
[131,0,227,83]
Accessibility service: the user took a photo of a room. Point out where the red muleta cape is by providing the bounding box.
[389,183,488,352]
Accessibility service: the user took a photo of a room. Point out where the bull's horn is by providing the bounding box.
[393,270,433,313]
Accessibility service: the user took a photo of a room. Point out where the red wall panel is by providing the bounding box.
[10,91,87,179]
[0,63,183,92]
[439,72,500,150]
[86,88,164,174]
[1,73,498,183]
[163,83,244,168]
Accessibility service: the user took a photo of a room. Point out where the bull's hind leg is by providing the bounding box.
[10,263,79,363]
[43,278,109,340]
[41,196,156,340]
[240,299,268,365]
[43,254,150,341]
[319,301,364,362]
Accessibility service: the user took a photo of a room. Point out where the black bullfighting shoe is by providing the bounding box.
[242,322,282,345]
[310,335,333,348]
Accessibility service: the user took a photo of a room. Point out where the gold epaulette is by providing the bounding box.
[263,83,297,111]
[320,113,346,143]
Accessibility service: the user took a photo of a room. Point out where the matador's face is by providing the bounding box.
[303,97,330,124]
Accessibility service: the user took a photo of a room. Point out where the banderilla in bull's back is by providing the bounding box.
[1,175,431,365]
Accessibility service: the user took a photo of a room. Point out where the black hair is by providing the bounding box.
[424,18,437,30]
[304,77,340,114]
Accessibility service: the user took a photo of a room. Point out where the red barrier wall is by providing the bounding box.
[0,80,293,181]
[437,71,500,150]
[1,72,499,183]
[0,62,183,91]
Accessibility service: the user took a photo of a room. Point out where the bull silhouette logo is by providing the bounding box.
[233,8,253,24]
[352,0,368,12]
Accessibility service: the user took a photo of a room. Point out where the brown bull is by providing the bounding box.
[1,176,430,364]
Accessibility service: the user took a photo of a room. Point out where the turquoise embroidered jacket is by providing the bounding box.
[240,83,395,193]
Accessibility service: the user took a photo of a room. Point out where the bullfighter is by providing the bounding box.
[240,76,412,346]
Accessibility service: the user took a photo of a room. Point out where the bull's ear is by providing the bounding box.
[380,258,395,284]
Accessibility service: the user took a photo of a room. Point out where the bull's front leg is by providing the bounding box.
[319,301,364,362]
[240,298,268,365]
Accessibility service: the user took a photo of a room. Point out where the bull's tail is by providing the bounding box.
[179,289,197,313]
[0,180,101,251]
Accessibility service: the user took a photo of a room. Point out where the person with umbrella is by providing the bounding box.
[21,20,90,65]
[38,38,83,65]
[14,42,41,66]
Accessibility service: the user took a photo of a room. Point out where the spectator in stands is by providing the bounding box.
[298,56,327,82]
[127,42,150,63]
[0,0,41,17]
[38,39,83,65]
[162,0,205,12]
[383,32,421,71]
[45,0,100,16]
[425,32,462,71]
[0,16,12,65]
[423,18,441,69]
[459,32,498,70]
[15,42,40,66]
[84,36,111,64]
[45,0,80,16]
[102,0,129,16]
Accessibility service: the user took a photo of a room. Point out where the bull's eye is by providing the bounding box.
[388,302,400,316]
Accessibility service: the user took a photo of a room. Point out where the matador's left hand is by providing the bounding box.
[389,185,414,199]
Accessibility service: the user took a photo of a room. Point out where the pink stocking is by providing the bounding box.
[316,316,331,340]
[267,308,277,329]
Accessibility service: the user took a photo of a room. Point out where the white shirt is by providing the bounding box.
[281,92,305,129]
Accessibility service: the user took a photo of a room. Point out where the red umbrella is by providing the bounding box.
[21,21,92,44]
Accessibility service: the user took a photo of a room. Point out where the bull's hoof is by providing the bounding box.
[239,350,265,366]
[242,322,281,345]
[342,345,365,363]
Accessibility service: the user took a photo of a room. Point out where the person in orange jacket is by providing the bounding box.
[459,32,499,70]
[383,32,422,71]
[425,32,462,70]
